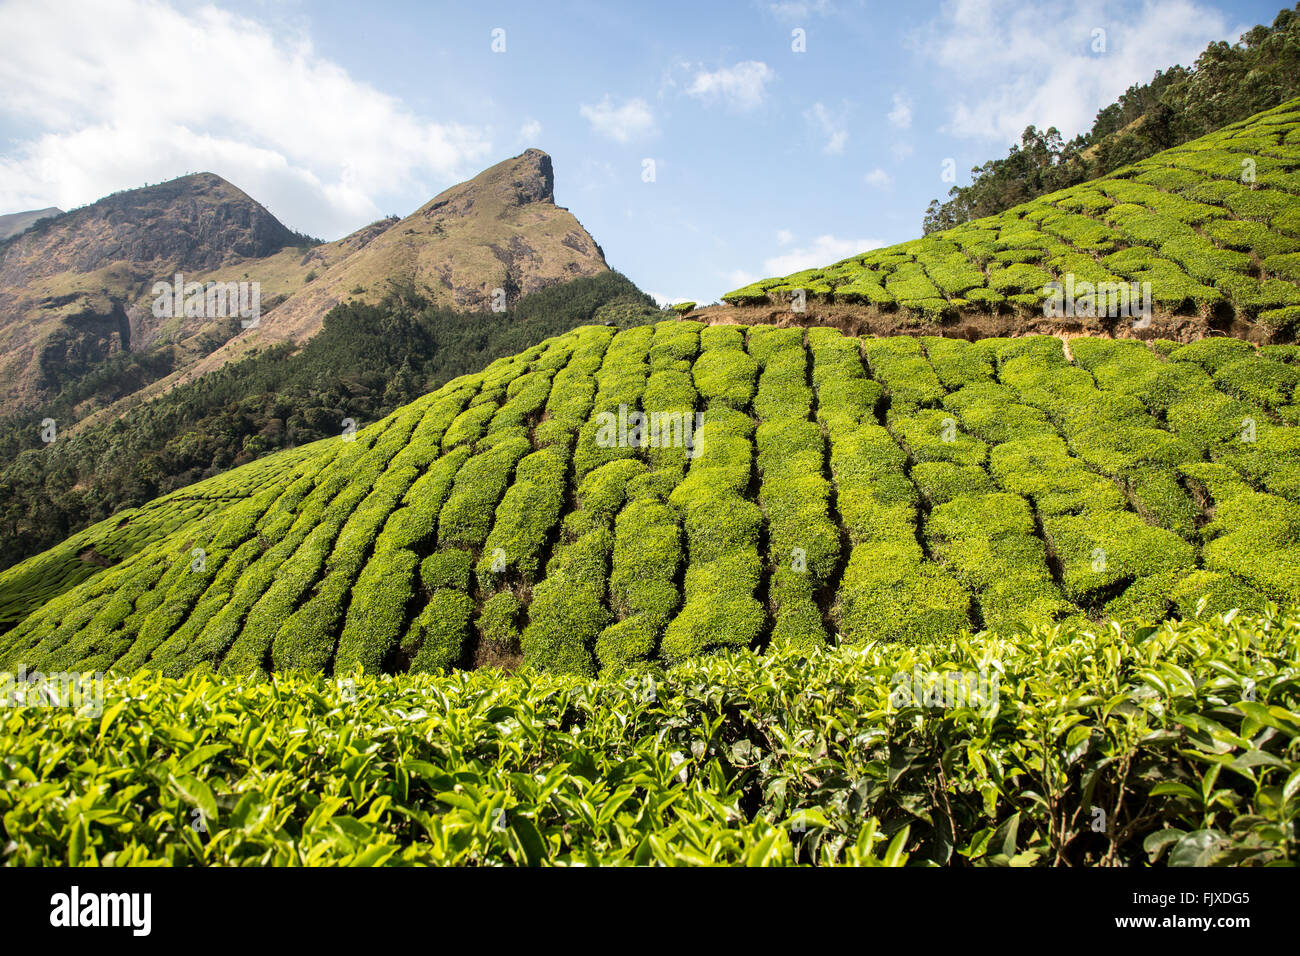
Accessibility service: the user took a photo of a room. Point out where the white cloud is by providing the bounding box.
[864,168,892,188]
[805,102,848,154]
[919,0,1240,143]
[723,268,760,288]
[686,61,775,111]
[891,142,915,162]
[518,119,542,144]
[776,229,795,245]
[579,96,657,143]
[763,234,886,275]
[0,0,493,239]
[887,93,913,129]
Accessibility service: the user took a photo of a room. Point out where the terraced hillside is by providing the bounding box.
[724,99,1300,337]
[3,322,1300,678]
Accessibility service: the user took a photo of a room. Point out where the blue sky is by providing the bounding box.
[0,0,1288,304]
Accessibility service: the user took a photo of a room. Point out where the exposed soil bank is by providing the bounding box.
[685,302,1282,345]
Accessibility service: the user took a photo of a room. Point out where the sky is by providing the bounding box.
[0,0,1288,305]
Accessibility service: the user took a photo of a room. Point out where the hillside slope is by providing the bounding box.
[922,4,1300,231]
[162,149,609,390]
[3,323,1299,678]
[723,99,1300,340]
[0,207,62,242]
[0,271,659,574]
[0,174,303,415]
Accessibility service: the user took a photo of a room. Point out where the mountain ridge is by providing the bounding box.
[31,149,610,420]
[0,173,305,415]
[0,207,63,242]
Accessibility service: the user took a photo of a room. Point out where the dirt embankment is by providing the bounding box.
[685,301,1278,345]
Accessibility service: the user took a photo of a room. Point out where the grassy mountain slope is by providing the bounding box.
[4,322,1299,678]
[925,4,1300,234]
[724,99,1300,338]
[923,4,1300,232]
[0,446,318,631]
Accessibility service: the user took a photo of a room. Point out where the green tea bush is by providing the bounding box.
[1043,510,1195,606]
[990,436,1126,515]
[65,612,1300,865]
[437,434,532,548]
[599,497,682,666]
[477,446,568,586]
[926,492,1072,632]
[1169,337,1257,372]
[861,336,946,409]
[835,539,970,643]
[1214,356,1300,409]
[478,591,521,646]
[521,528,614,676]
[911,461,996,506]
[757,418,839,584]
[335,549,419,673]
[942,383,1056,444]
[694,334,758,408]
[1201,491,1300,605]
[420,548,472,593]
[406,589,475,672]
[921,336,995,389]
[890,409,988,467]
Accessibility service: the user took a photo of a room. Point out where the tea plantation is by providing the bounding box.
[2,320,1300,680]
[724,98,1300,334]
[2,611,1296,865]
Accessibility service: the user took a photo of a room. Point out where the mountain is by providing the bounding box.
[163,149,608,388]
[0,173,305,415]
[0,150,634,573]
[278,147,605,331]
[0,207,62,242]
[2,322,1297,677]
[0,150,608,421]
[722,98,1300,341]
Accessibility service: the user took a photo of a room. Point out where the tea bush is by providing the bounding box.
[16,608,1285,866]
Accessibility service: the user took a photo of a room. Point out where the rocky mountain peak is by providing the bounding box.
[417,149,557,219]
